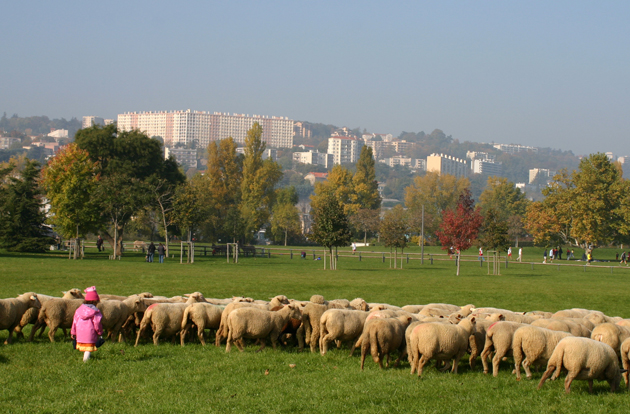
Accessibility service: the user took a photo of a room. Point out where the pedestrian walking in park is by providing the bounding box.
[517,247,522,262]
[587,251,593,265]
[620,251,627,265]
[558,246,563,260]
[71,286,103,362]
[158,243,166,263]
[479,247,484,262]
[507,247,512,260]
[543,249,547,263]
[147,242,156,263]
[352,242,356,255]
[96,235,103,252]
[549,248,554,262]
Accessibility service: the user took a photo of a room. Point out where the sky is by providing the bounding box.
[2,1,629,156]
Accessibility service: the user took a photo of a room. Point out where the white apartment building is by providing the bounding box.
[118,110,212,147]
[82,116,104,129]
[493,143,538,154]
[327,136,364,165]
[471,159,503,176]
[118,110,293,148]
[165,147,197,170]
[379,157,426,171]
[293,150,333,168]
[209,112,293,148]
[426,153,468,178]
[0,137,21,149]
[47,129,69,139]
[529,168,556,184]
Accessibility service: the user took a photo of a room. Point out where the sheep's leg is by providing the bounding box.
[480,339,493,374]
[335,339,342,349]
[349,336,362,357]
[523,359,533,379]
[152,329,161,346]
[48,324,58,342]
[537,364,556,389]
[4,325,16,344]
[198,325,206,346]
[256,339,267,353]
[385,354,390,368]
[360,341,369,371]
[320,334,331,356]
[588,379,593,394]
[417,355,430,378]
[180,324,190,346]
[564,372,576,394]
[492,345,507,377]
[296,325,305,352]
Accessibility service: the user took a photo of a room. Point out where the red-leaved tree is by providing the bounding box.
[436,189,483,275]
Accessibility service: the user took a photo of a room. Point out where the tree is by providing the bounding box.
[270,187,302,246]
[380,205,409,268]
[405,172,470,241]
[206,137,243,242]
[318,164,357,215]
[309,191,352,270]
[0,160,52,252]
[240,123,283,241]
[478,176,529,246]
[435,189,483,275]
[353,146,381,210]
[479,207,510,252]
[72,124,185,255]
[40,144,100,240]
[172,174,212,242]
[350,208,381,244]
[525,154,630,248]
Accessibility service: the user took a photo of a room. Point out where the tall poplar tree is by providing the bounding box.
[353,146,381,210]
[240,123,283,240]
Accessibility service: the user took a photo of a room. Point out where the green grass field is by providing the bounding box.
[1,246,630,413]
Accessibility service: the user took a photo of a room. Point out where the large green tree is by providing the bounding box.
[380,205,409,268]
[309,191,352,270]
[0,160,52,252]
[71,125,184,255]
[353,146,381,210]
[269,187,302,246]
[41,143,100,239]
[240,123,283,240]
[526,153,630,247]
[478,176,529,245]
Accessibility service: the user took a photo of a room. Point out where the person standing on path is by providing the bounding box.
[507,247,512,260]
[517,247,522,262]
[158,243,166,263]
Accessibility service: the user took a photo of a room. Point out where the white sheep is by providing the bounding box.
[360,314,413,370]
[298,301,330,352]
[531,318,591,337]
[215,302,271,346]
[408,317,476,377]
[180,302,224,346]
[98,295,147,343]
[590,323,630,358]
[512,325,572,380]
[32,298,84,342]
[619,337,630,389]
[225,303,302,352]
[0,292,41,344]
[537,337,622,393]
[480,321,527,376]
[319,309,370,355]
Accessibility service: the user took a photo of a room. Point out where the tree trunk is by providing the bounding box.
[456,252,460,276]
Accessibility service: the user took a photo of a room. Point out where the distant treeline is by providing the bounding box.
[0,113,82,138]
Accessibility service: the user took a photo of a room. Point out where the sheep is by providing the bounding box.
[366,303,401,311]
[512,325,573,380]
[360,314,413,370]
[480,321,527,376]
[590,323,630,358]
[225,303,302,352]
[309,295,327,305]
[350,310,419,356]
[31,298,84,342]
[0,292,41,344]
[98,295,147,343]
[15,289,84,340]
[551,308,591,319]
[619,337,630,388]
[531,318,591,337]
[328,299,352,309]
[537,337,622,393]
[319,309,370,355]
[499,313,540,324]
[134,294,208,346]
[525,311,553,319]
[401,305,425,313]
[350,298,370,311]
[408,317,477,377]
[466,313,505,369]
[180,303,224,346]
[297,301,330,352]
[215,302,271,346]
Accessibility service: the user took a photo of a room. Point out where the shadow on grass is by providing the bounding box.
[0,354,9,364]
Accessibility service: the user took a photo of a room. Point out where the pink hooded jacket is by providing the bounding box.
[71,304,103,344]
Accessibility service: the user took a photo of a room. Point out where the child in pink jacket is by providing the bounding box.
[71,286,103,362]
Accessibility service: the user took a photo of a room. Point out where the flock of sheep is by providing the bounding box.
[2,290,630,394]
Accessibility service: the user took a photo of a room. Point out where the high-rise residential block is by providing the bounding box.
[426,153,468,178]
[82,116,104,128]
[327,136,364,165]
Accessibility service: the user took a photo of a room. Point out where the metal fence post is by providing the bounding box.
[359,253,362,262]
[430,255,433,265]
[290,250,293,259]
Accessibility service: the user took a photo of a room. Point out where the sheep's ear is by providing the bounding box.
[30,295,37,301]
[499,314,505,320]
[470,317,476,323]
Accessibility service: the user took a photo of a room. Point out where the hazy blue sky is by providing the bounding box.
[2,1,628,156]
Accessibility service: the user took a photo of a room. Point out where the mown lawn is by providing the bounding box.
[1,246,629,413]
